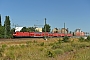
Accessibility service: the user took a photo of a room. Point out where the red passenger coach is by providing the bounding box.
[23,32,29,37]
[48,33,53,37]
[34,32,42,37]
[60,33,65,37]
[29,32,35,37]
[41,32,49,37]
[13,32,23,37]
[53,33,59,37]
[13,32,30,37]
[66,34,72,37]
[58,33,61,37]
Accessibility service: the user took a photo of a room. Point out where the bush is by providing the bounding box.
[62,36,70,42]
[79,37,85,42]
[46,50,55,57]
[40,42,44,46]
[2,44,7,49]
[87,36,90,41]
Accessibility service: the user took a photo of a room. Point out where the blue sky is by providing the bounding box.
[0,0,90,32]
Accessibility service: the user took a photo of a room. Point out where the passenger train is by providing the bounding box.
[13,32,72,38]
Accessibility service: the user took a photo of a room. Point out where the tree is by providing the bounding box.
[79,37,85,42]
[69,31,72,34]
[0,26,5,38]
[20,27,35,32]
[10,28,15,34]
[20,27,27,32]
[73,32,75,36]
[67,28,69,34]
[29,27,35,32]
[9,28,15,38]
[42,24,51,32]
[0,14,1,26]
[87,36,90,41]
[4,16,11,36]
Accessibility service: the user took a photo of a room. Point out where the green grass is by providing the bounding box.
[0,39,90,60]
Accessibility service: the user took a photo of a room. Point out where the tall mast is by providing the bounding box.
[44,18,47,40]
[64,22,65,35]
[0,14,1,26]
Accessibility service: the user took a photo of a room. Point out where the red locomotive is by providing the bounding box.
[13,32,72,38]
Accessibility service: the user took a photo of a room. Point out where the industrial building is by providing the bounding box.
[75,29,85,36]
[15,27,23,32]
[35,27,42,32]
[52,28,68,34]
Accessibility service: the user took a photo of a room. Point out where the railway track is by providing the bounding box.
[0,37,62,42]
[0,38,42,41]
[0,36,85,42]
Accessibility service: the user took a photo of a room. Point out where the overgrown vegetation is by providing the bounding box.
[79,37,85,42]
[86,36,90,41]
[79,36,90,42]
[0,38,90,60]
